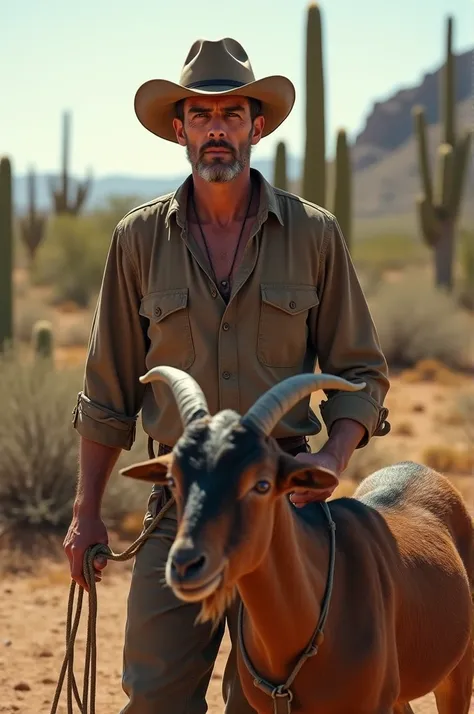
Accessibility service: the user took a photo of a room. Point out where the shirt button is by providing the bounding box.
[222,371,231,380]
[222,322,230,331]
[289,301,296,309]
[154,306,162,317]
[211,289,217,298]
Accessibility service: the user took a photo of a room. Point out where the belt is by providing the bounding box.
[148,434,308,459]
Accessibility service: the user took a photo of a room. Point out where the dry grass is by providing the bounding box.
[399,358,468,386]
[368,269,474,370]
[421,445,473,475]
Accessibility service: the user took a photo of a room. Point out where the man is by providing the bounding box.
[64,37,390,714]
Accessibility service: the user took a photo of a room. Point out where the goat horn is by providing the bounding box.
[139,366,209,427]
[240,373,366,437]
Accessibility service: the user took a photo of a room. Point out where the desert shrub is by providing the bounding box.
[0,353,83,538]
[352,234,429,273]
[368,270,473,369]
[0,351,151,550]
[32,214,111,308]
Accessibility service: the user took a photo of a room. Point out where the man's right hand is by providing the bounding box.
[63,511,109,592]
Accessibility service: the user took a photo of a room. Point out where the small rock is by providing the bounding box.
[13,681,30,691]
[3,589,12,595]
[2,640,11,647]
[38,649,53,658]
[42,677,56,685]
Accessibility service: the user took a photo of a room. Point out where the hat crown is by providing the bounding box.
[179,38,256,90]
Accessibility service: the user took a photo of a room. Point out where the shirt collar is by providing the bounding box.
[165,167,284,228]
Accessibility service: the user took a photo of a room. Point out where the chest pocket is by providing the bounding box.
[139,288,195,370]
[257,284,319,368]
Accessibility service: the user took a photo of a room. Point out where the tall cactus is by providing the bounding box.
[332,129,352,251]
[302,2,326,206]
[49,111,91,215]
[19,167,47,265]
[273,141,288,191]
[0,156,13,352]
[412,16,472,292]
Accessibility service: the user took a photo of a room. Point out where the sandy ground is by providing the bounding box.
[1,372,474,713]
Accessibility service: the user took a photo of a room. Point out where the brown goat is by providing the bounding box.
[121,366,474,714]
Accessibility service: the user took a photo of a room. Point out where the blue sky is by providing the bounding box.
[1,0,472,179]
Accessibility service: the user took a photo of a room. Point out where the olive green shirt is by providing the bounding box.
[73,168,390,451]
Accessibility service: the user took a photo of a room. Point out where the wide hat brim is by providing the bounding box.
[134,75,296,143]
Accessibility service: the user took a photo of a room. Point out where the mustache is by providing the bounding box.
[200,140,235,155]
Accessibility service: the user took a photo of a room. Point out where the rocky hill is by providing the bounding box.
[352,48,473,171]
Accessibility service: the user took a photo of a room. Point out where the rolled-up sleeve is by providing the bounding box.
[312,215,391,447]
[72,220,147,450]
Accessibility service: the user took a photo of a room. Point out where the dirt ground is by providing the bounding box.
[1,372,474,713]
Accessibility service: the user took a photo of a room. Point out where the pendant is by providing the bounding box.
[220,280,230,298]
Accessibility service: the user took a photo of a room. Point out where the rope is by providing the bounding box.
[49,494,175,714]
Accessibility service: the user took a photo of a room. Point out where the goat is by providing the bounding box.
[121,366,474,714]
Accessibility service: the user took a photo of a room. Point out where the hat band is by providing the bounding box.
[185,79,246,89]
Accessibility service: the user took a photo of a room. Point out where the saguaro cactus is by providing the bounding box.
[332,129,352,251]
[19,167,47,265]
[273,141,288,191]
[302,2,326,206]
[0,156,13,351]
[412,16,472,292]
[50,111,91,215]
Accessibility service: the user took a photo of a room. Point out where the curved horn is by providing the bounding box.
[139,366,209,427]
[240,373,366,436]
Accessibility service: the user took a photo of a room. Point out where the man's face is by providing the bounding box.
[173,96,265,182]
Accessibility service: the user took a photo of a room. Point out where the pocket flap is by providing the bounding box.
[139,289,189,322]
[261,284,319,315]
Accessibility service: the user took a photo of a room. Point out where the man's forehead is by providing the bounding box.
[184,95,250,112]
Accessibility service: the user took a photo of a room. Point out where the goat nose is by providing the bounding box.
[170,547,208,579]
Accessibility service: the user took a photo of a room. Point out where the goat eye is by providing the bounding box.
[253,480,271,494]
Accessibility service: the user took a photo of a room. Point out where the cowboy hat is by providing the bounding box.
[134,37,296,143]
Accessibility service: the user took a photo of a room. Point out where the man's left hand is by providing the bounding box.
[289,451,341,508]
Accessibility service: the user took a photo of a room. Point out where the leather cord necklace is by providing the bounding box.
[190,179,254,302]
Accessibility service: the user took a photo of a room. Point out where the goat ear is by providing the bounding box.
[119,454,172,484]
[276,452,339,495]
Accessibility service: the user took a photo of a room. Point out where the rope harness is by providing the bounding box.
[49,494,175,714]
[237,501,336,714]
[49,492,335,714]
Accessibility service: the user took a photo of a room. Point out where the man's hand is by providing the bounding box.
[63,511,109,592]
[289,451,341,508]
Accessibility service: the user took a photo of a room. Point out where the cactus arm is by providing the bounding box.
[416,196,440,247]
[449,129,473,216]
[442,16,455,146]
[413,106,433,206]
[434,143,454,212]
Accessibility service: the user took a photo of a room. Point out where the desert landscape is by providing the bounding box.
[2,2,474,713]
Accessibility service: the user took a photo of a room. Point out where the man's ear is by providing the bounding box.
[276,452,339,495]
[119,454,172,484]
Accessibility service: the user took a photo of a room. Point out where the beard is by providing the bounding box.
[185,130,253,183]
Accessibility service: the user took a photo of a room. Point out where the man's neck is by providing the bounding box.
[190,168,254,228]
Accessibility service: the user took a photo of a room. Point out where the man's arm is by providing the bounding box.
[311,214,391,462]
[65,219,147,588]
